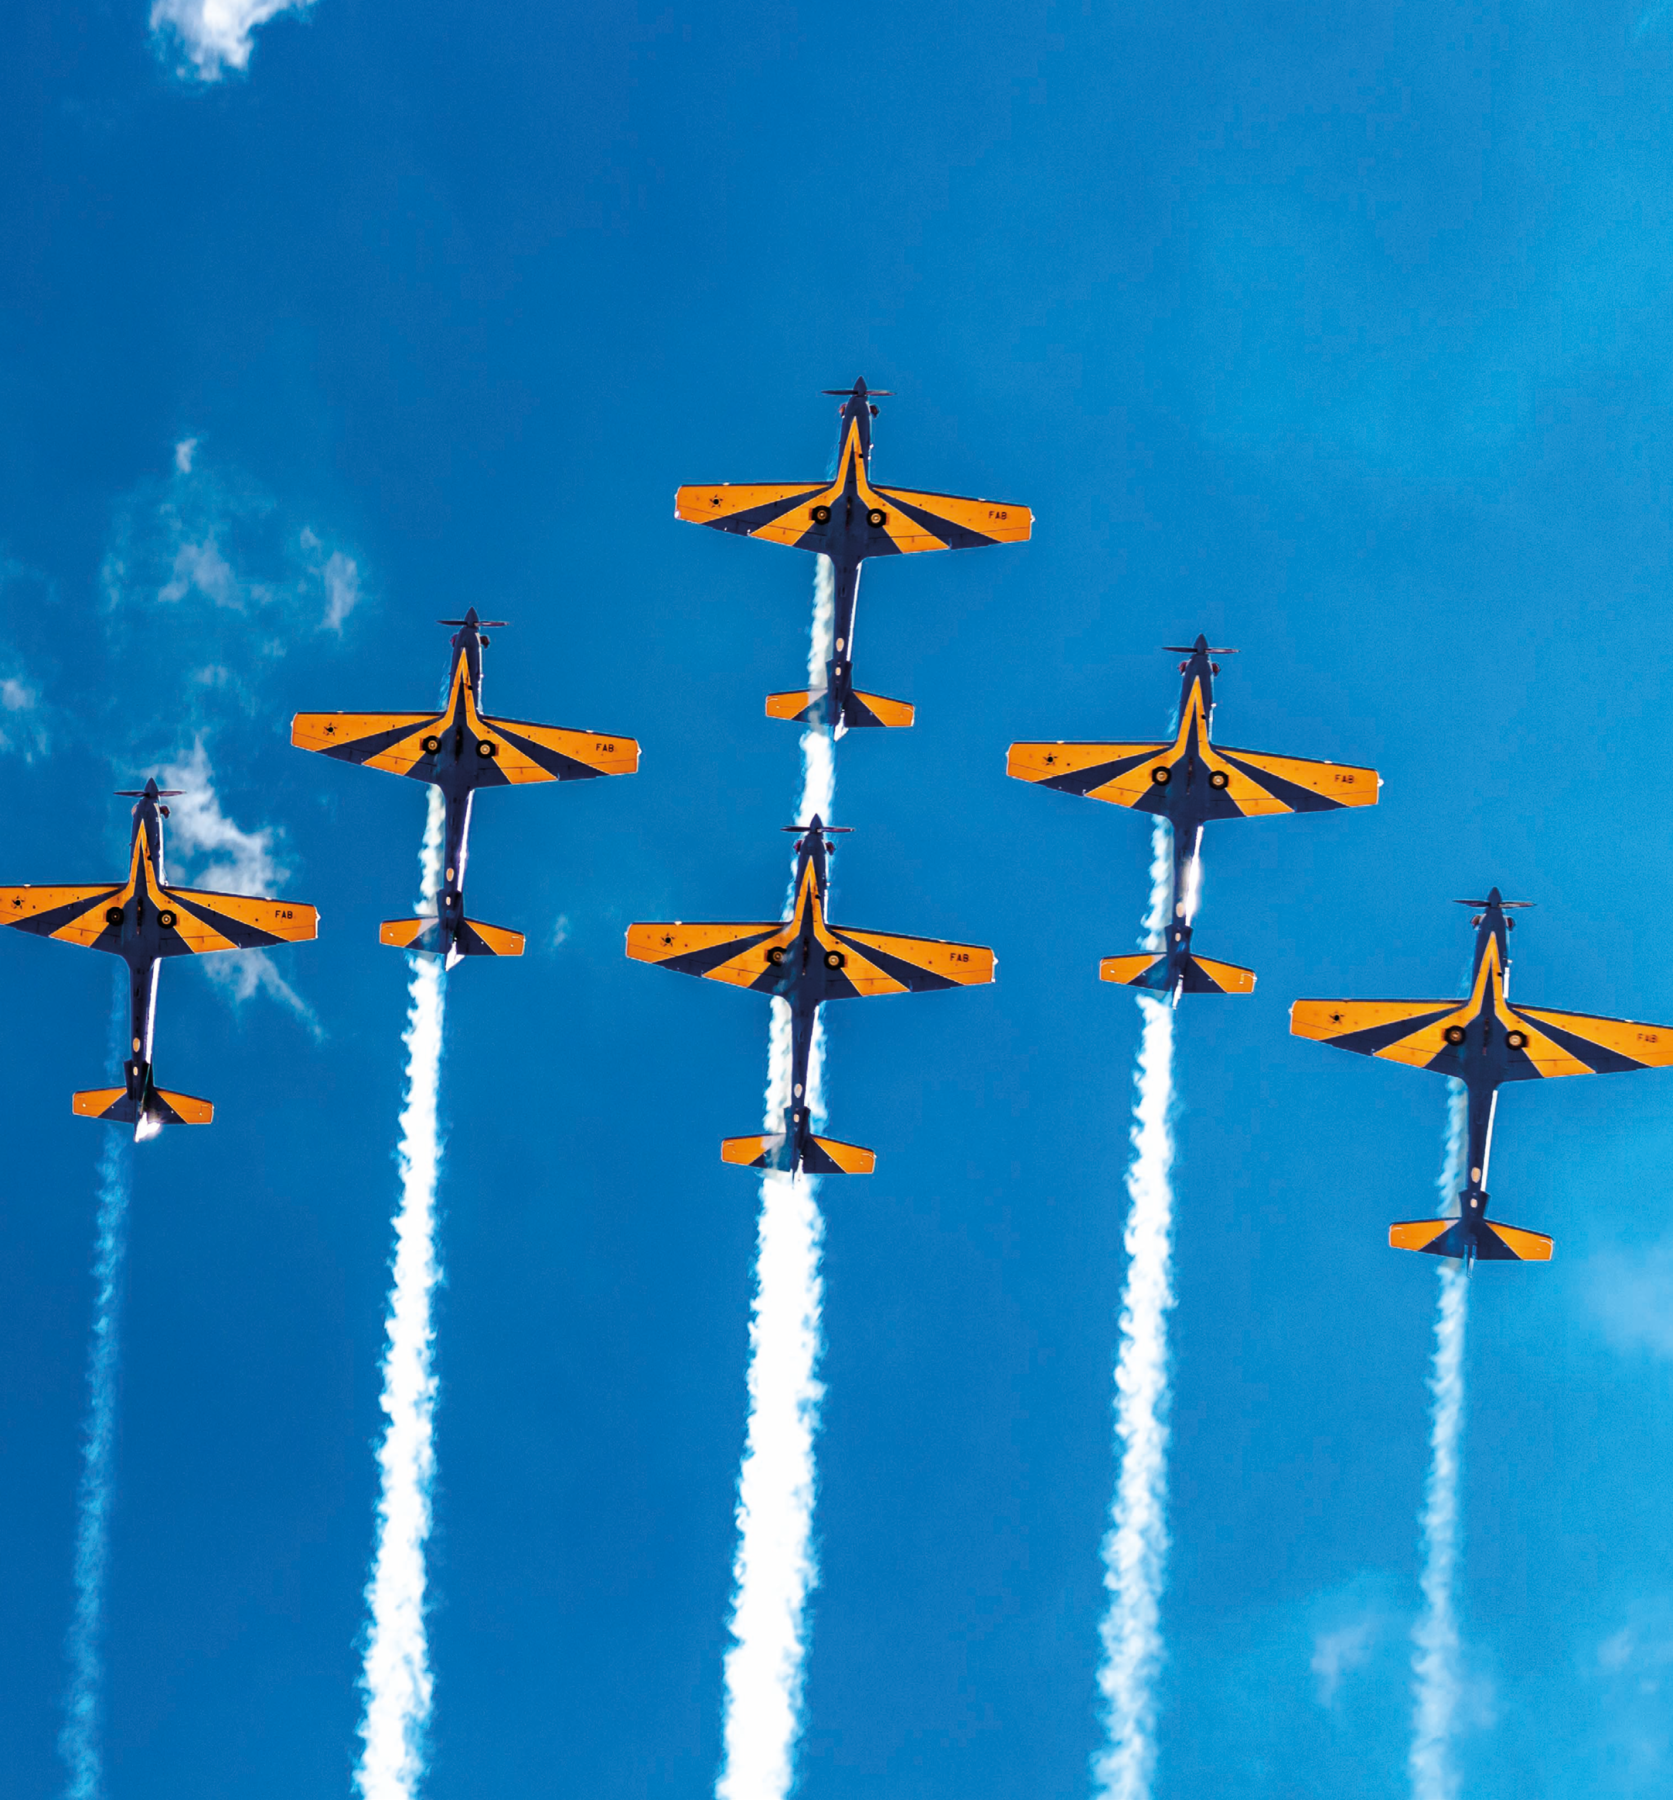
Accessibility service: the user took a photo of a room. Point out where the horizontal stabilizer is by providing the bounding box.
[766,689,825,724]
[1099,951,1256,995]
[73,1086,213,1126]
[764,688,916,729]
[842,690,914,730]
[1389,1217,1553,1261]
[722,1132,791,1171]
[380,917,526,958]
[719,1132,876,1175]
[803,1134,876,1175]
[1182,953,1257,995]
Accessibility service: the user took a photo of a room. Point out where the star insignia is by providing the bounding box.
[1044,753,1057,766]
[709,496,721,508]
[661,934,674,946]
[1330,1012,1342,1023]
[324,723,337,736]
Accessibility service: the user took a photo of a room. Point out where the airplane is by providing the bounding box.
[674,377,1032,735]
[625,815,994,1175]
[1291,890,1673,1263]
[0,777,318,1138]
[1006,635,1380,1003]
[292,608,639,969]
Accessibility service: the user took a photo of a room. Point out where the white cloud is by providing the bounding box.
[150,0,313,81]
[1589,1601,1673,1785]
[321,550,360,631]
[159,536,239,607]
[103,446,366,655]
[157,737,321,1038]
[1311,1615,1379,1707]
[0,668,48,761]
[1589,1237,1673,1359]
[550,913,571,949]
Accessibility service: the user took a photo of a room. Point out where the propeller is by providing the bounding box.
[1162,644,1238,655]
[1452,899,1534,908]
[439,618,508,628]
[115,789,184,797]
[822,383,893,398]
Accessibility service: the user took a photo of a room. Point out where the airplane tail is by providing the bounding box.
[1389,1217,1554,1262]
[765,688,915,730]
[1099,951,1257,996]
[380,916,526,959]
[720,1131,877,1175]
[73,1083,213,1130]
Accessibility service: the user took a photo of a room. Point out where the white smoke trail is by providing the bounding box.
[356,785,447,1800]
[1092,820,1177,1800]
[59,1104,133,1800]
[1410,1080,1470,1800]
[714,555,835,1800]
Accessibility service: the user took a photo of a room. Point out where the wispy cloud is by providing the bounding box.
[0,667,48,761]
[104,444,365,665]
[158,737,321,1036]
[1312,1615,1380,1708]
[549,913,571,950]
[1589,1236,1673,1359]
[321,549,361,632]
[150,0,314,81]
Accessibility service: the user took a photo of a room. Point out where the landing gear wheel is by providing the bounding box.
[1505,1030,1528,1050]
[824,950,845,969]
[477,741,497,758]
[766,947,785,966]
[1209,770,1229,789]
[867,507,888,528]
[422,736,441,754]
[157,910,177,929]
[810,504,832,525]
[1444,1026,1467,1046]
[1150,766,1171,785]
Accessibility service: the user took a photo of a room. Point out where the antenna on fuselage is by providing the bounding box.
[1455,896,1534,929]
[783,823,853,853]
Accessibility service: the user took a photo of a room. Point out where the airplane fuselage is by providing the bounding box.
[1438,902,1522,1249]
[1134,647,1223,996]
[105,790,173,1111]
[426,621,497,947]
[760,832,850,1169]
[817,398,883,730]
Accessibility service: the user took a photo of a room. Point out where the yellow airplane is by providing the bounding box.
[0,778,318,1136]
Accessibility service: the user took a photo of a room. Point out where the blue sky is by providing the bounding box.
[4,0,1673,1796]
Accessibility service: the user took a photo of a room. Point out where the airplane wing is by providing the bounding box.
[1500,1005,1673,1079]
[674,483,829,549]
[1289,999,1465,1073]
[867,487,1032,554]
[1007,742,1171,807]
[626,920,790,991]
[1208,746,1380,817]
[826,928,996,997]
[477,717,640,784]
[0,884,125,951]
[291,711,442,780]
[1006,742,1378,816]
[157,887,320,957]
